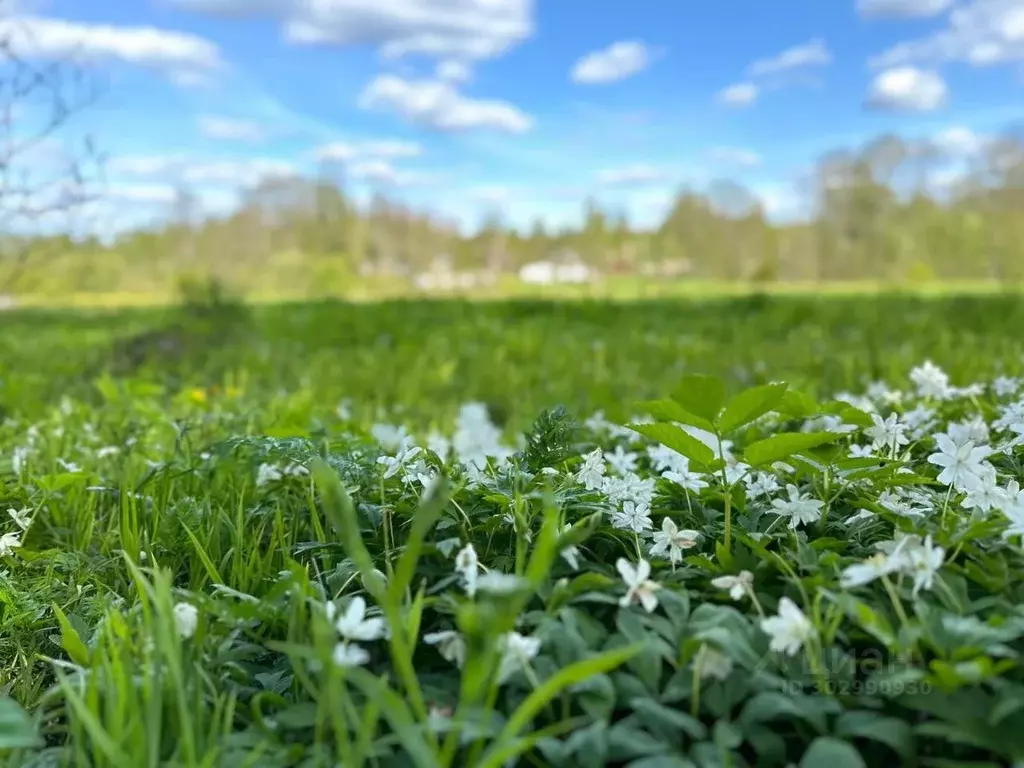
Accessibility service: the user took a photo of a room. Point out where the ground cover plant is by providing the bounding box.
[4,295,1024,766]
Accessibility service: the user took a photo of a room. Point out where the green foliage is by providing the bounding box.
[1,296,1024,766]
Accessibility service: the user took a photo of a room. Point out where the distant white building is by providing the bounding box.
[519,250,593,285]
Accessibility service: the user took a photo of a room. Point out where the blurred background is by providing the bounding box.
[0,0,1022,307]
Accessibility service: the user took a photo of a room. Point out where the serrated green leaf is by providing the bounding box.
[670,374,727,423]
[635,399,716,433]
[718,383,788,434]
[742,431,839,467]
[628,423,717,468]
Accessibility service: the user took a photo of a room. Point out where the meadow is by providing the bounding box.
[3,292,1024,767]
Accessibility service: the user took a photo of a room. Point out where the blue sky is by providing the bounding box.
[4,0,1024,236]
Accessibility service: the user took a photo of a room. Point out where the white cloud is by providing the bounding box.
[198,115,266,142]
[930,125,985,154]
[596,164,669,186]
[708,147,762,167]
[109,154,296,186]
[314,139,422,162]
[870,0,1024,68]
[170,0,533,62]
[866,66,949,111]
[716,82,758,106]
[857,0,955,18]
[748,38,832,76]
[0,15,223,83]
[570,41,653,84]
[358,75,533,133]
[348,159,437,186]
[109,183,180,204]
[436,59,471,83]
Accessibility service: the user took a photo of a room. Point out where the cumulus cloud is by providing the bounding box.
[747,38,832,76]
[0,15,223,84]
[358,75,533,133]
[857,0,955,18]
[716,82,758,106]
[570,41,653,84]
[596,164,669,186]
[708,147,762,167]
[870,0,1024,68]
[198,115,266,142]
[169,0,533,61]
[866,66,949,111]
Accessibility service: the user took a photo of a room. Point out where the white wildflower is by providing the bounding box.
[760,597,815,657]
[617,557,661,612]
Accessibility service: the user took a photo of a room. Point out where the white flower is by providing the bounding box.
[906,535,944,596]
[760,597,815,657]
[57,459,81,474]
[694,643,734,681]
[559,524,581,570]
[840,552,900,588]
[663,465,709,493]
[335,596,387,641]
[576,449,606,491]
[606,445,639,476]
[377,445,422,479]
[172,602,198,639]
[961,465,1006,512]
[910,361,952,400]
[610,500,653,533]
[848,444,875,459]
[0,531,21,557]
[902,403,937,437]
[371,423,410,452]
[617,557,661,612]
[947,416,990,447]
[927,434,991,491]
[424,629,466,668]
[426,431,451,459]
[745,472,780,500]
[256,463,282,487]
[455,543,479,597]
[497,631,542,683]
[647,444,686,473]
[711,570,753,601]
[770,484,824,529]
[865,412,909,454]
[332,642,371,667]
[7,508,31,530]
[994,376,1020,397]
[604,472,656,507]
[649,517,700,565]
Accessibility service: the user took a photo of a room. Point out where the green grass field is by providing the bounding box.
[3,293,1024,767]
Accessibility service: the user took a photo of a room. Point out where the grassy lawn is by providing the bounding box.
[2,293,1024,766]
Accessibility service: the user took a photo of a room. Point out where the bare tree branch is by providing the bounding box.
[0,7,106,292]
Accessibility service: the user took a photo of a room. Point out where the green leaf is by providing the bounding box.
[718,383,788,434]
[628,423,717,468]
[799,737,866,768]
[743,431,839,467]
[670,374,727,423]
[0,697,41,749]
[51,603,90,666]
[635,399,716,433]
[776,388,818,419]
[478,644,642,768]
[834,711,914,760]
